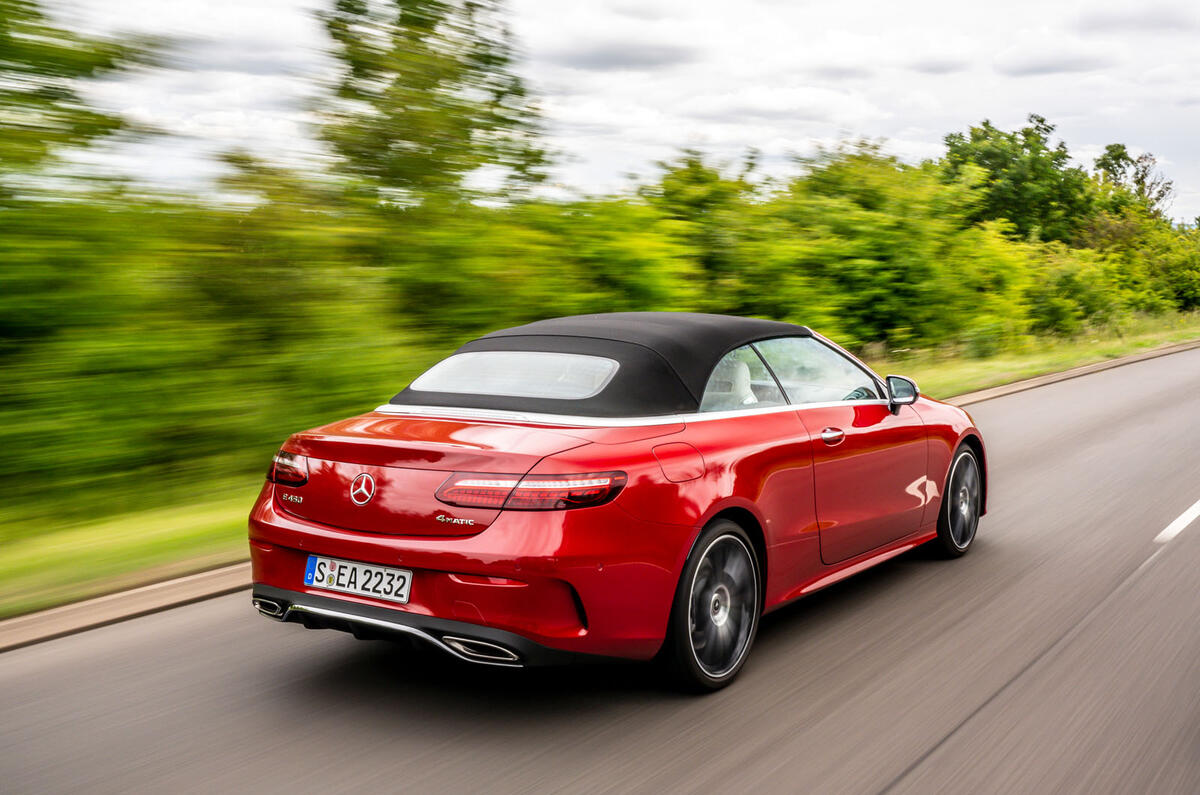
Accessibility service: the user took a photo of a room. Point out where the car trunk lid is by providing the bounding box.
[275,413,590,536]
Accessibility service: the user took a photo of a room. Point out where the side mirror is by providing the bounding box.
[886,375,919,412]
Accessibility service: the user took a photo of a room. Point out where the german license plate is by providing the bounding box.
[304,555,412,605]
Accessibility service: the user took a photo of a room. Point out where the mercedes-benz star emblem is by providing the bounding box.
[349,473,376,505]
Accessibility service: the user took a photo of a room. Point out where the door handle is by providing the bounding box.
[820,427,845,445]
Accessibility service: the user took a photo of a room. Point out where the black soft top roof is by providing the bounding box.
[390,312,812,417]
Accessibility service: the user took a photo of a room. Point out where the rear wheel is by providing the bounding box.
[664,519,761,692]
[933,446,982,557]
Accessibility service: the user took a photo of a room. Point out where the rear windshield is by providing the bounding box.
[408,351,620,400]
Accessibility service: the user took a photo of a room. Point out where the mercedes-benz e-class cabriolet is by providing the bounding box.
[249,312,987,690]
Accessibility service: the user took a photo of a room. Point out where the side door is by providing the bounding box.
[754,337,927,565]
[690,345,821,599]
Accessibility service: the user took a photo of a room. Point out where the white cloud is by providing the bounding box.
[1076,4,1199,33]
[907,57,970,75]
[678,86,886,126]
[543,41,700,71]
[62,0,1200,222]
[993,29,1120,76]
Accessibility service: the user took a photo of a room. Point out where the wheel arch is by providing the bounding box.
[707,506,768,607]
[658,502,770,662]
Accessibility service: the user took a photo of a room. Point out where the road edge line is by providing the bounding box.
[0,562,251,653]
[4,336,1199,652]
[947,337,1200,407]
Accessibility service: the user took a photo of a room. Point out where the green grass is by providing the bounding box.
[0,488,259,618]
[4,313,1200,620]
[869,313,1200,399]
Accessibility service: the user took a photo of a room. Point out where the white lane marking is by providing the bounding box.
[1154,496,1200,544]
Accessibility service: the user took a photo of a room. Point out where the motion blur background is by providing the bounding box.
[3,0,1200,616]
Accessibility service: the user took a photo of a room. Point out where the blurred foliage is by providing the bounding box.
[4,0,1200,543]
[318,0,547,198]
[0,0,146,197]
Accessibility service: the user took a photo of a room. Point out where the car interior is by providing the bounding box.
[699,359,758,411]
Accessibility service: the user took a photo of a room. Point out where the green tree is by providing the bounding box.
[0,0,146,351]
[0,0,143,198]
[318,0,547,199]
[764,145,1027,348]
[942,114,1094,243]
[1093,143,1174,217]
[641,150,754,275]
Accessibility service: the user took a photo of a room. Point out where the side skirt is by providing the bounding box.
[767,525,938,610]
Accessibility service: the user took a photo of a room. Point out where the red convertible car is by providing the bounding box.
[250,312,986,690]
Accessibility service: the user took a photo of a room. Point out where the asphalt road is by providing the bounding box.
[4,350,1200,794]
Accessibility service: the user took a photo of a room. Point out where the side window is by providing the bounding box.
[699,345,787,412]
[754,337,880,404]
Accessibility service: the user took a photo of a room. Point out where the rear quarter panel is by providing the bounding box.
[535,411,820,609]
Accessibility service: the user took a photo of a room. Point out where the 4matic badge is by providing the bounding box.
[436,514,475,526]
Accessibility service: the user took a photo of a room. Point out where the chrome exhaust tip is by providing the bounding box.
[253,597,284,618]
[441,635,521,664]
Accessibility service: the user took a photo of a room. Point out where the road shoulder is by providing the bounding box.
[0,563,249,652]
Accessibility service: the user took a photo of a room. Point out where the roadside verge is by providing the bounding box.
[0,563,249,652]
[944,338,1200,407]
[4,336,1200,653]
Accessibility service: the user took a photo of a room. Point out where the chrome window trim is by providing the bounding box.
[374,399,891,428]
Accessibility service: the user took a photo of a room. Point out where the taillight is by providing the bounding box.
[268,450,309,487]
[436,471,626,511]
[435,475,520,509]
[503,473,627,509]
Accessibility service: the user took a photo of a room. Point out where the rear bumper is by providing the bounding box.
[248,482,695,660]
[252,584,585,667]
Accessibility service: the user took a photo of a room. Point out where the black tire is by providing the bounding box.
[932,446,982,557]
[663,519,761,692]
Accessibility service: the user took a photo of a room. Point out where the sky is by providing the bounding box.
[67,0,1200,221]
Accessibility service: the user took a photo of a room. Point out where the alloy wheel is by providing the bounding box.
[687,534,758,679]
[947,451,981,550]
